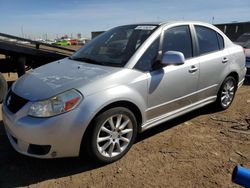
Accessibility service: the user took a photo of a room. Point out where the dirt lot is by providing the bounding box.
[0,76,249,187]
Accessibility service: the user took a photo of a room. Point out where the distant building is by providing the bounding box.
[215,21,250,41]
[77,33,82,39]
[91,31,105,39]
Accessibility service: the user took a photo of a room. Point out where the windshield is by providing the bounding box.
[236,33,250,43]
[244,41,250,48]
[70,25,158,67]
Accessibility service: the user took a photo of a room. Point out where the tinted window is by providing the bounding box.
[217,33,224,49]
[195,26,220,55]
[134,38,159,72]
[162,26,193,59]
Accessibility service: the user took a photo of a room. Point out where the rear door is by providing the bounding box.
[193,25,229,100]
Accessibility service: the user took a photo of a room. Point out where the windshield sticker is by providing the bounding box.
[135,26,156,30]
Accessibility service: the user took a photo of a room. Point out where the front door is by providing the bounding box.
[146,25,199,120]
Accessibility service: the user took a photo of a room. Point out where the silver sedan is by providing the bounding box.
[2,21,246,163]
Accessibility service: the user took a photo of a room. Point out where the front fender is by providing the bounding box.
[82,84,147,125]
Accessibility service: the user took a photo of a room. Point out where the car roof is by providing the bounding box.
[124,21,213,27]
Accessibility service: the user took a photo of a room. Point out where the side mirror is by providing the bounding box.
[161,51,185,66]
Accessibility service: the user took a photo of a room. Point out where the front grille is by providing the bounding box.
[5,90,29,113]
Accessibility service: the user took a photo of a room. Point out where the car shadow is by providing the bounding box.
[136,104,217,142]
[0,103,218,187]
[0,124,103,187]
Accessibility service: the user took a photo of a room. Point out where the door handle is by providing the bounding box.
[189,66,198,73]
[222,57,229,63]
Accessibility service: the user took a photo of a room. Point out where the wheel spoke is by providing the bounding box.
[101,126,112,134]
[101,140,112,152]
[221,95,227,101]
[116,141,122,152]
[119,119,130,130]
[229,86,234,91]
[97,136,111,143]
[227,82,232,89]
[108,117,115,131]
[116,114,122,128]
[120,128,133,135]
[119,136,130,143]
[108,142,115,156]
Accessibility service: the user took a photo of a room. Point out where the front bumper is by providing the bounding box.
[2,101,87,158]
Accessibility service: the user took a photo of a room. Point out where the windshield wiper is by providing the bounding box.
[69,56,104,65]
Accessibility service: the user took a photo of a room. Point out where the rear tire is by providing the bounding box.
[215,76,237,110]
[0,73,7,103]
[86,107,137,163]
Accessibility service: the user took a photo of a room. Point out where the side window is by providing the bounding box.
[217,33,224,50]
[162,26,193,59]
[134,38,159,72]
[195,26,220,55]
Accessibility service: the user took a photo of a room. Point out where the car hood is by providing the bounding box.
[12,58,122,101]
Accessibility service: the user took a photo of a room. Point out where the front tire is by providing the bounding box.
[215,76,237,110]
[88,107,137,163]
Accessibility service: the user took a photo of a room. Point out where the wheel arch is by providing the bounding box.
[218,71,239,90]
[88,100,142,132]
[226,72,239,87]
[79,100,143,156]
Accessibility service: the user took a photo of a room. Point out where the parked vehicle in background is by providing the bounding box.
[54,40,71,46]
[244,41,250,77]
[78,38,90,45]
[35,39,55,45]
[69,39,78,45]
[235,33,250,46]
[2,21,246,163]
[235,33,250,77]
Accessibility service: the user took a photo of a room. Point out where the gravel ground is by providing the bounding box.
[0,76,249,188]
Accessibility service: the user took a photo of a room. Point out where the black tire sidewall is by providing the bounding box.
[217,76,237,110]
[90,107,137,163]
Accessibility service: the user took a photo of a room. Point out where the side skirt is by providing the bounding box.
[140,96,217,132]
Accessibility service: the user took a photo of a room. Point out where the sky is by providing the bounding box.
[0,0,249,40]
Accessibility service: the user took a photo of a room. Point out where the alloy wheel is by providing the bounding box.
[96,114,133,158]
[221,78,235,108]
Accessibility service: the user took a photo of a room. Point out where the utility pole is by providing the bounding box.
[21,25,24,38]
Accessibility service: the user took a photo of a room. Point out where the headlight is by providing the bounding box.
[28,89,83,117]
